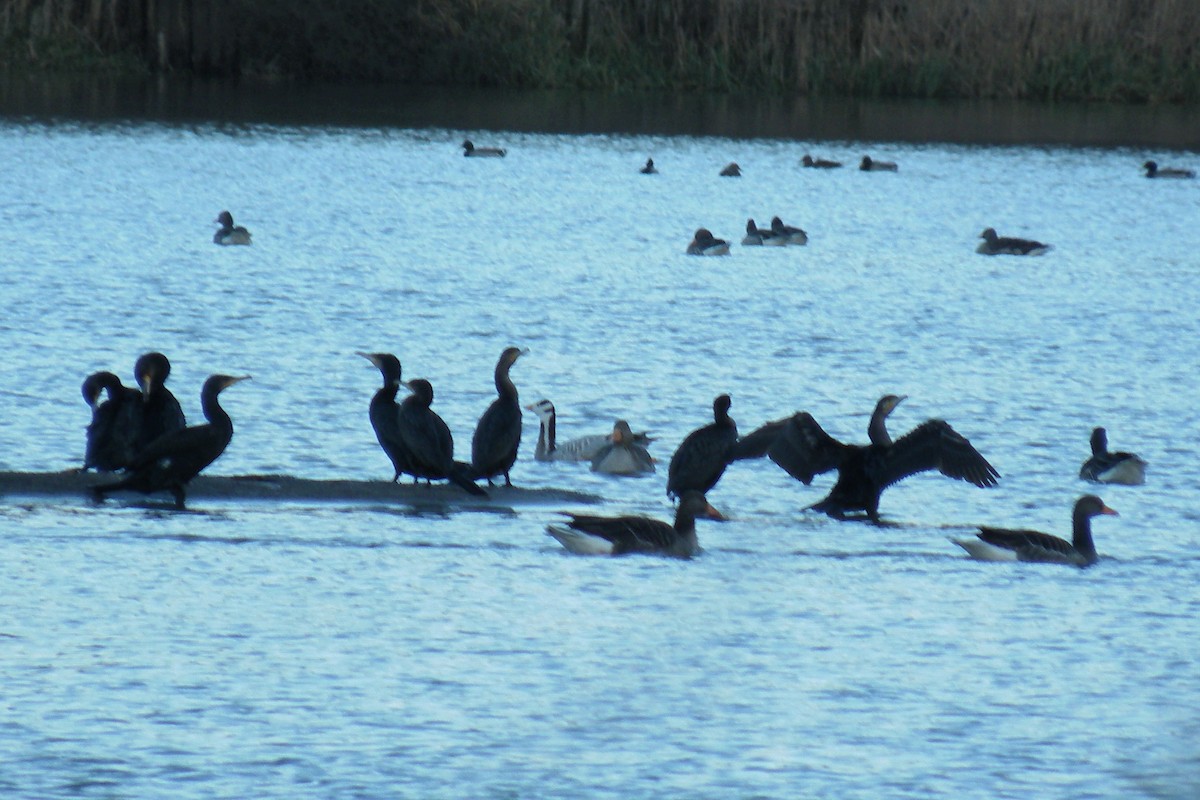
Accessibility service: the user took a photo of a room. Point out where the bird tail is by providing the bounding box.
[449,462,489,497]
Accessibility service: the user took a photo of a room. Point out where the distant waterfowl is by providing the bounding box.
[640,158,657,174]
[770,216,808,245]
[546,491,721,557]
[591,420,656,476]
[133,352,186,451]
[1080,427,1147,486]
[358,352,413,483]
[213,211,252,245]
[802,155,842,168]
[953,495,1116,567]
[741,219,785,246]
[1143,160,1194,179]
[92,374,250,509]
[720,162,742,177]
[471,346,528,486]
[397,379,488,496]
[976,227,1052,256]
[666,394,784,501]
[860,155,898,172]
[462,139,506,157]
[687,228,731,256]
[81,371,143,472]
[766,394,1000,522]
[527,399,651,463]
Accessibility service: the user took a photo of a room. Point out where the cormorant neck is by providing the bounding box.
[495,361,518,400]
[201,389,232,429]
[868,406,893,446]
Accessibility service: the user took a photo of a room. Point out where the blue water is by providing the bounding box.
[1,110,1199,798]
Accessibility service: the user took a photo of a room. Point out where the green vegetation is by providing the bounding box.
[3,0,1198,103]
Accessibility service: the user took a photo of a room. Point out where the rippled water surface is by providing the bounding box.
[1,100,1199,798]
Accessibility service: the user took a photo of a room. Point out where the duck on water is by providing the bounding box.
[546,491,721,558]
[953,495,1117,567]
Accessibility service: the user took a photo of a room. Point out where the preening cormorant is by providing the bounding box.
[134,352,186,450]
[1080,427,1147,486]
[953,495,1117,567]
[546,491,721,557]
[471,346,528,486]
[397,379,488,497]
[767,394,1000,521]
[666,394,784,501]
[358,351,412,483]
[92,374,250,509]
[81,371,142,471]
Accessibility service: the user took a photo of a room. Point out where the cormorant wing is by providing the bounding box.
[766,413,853,484]
[730,418,789,461]
[129,423,225,476]
[977,527,1074,560]
[873,420,1000,490]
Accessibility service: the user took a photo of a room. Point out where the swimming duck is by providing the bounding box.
[802,155,842,168]
[591,420,656,476]
[462,139,506,158]
[1080,427,1147,485]
[687,228,731,256]
[546,491,721,557]
[213,211,252,245]
[741,219,785,246]
[640,158,658,174]
[720,162,742,177]
[1143,160,1195,179]
[770,216,808,245]
[859,155,898,172]
[976,227,1052,256]
[952,495,1117,567]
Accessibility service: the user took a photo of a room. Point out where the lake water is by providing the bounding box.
[1,80,1199,798]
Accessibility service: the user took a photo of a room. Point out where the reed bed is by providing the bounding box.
[4,0,1198,102]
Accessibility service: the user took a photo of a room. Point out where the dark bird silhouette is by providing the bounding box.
[81,371,142,471]
[720,162,742,177]
[471,346,528,486]
[1143,160,1195,179]
[686,228,731,255]
[397,379,488,497]
[802,154,842,168]
[976,227,1051,256]
[640,158,657,174]
[358,352,412,483]
[462,139,506,157]
[133,352,186,450]
[767,394,1000,522]
[92,374,250,509]
[666,394,785,501]
[953,495,1117,567]
[546,491,722,557]
[1079,427,1147,486]
[213,210,252,245]
[860,155,898,171]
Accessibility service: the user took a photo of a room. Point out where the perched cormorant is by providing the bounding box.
[766,394,1000,521]
[1143,160,1195,179]
[397,379,488,497]
[545,491,721,557]
[471,346,528,486]
[134,352,186,451]
[860,155,898,171]
[640,158,658,174]
[802,155,842,168]
[358,352,412,483]
[92,374,250,509]
[953,495,1117,567]
[591,420,656,476]
[687,228,731,256]
[666,394,783,501]
[1080,427,1147,486]
[741,219,785,246]
[720,162,742,177]
[81,371,142,471]
[462,139,506,157]
[770,216,808,245]
[976,227,1051,256]
[213,211,252,245]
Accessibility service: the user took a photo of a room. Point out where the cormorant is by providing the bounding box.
[953,495,1117,567]
[767,394,1000,521]
[1080,427,1147,485]
[640,158,657,174]
[462,140,506,157]
[591,420,656,476]
[81,371,142,471]
[666,394,784,500]
[1143,160,1195,179]
[546,491,721,557]
[860,155,898,171]
[92,374,250,509]
[976,227,1051,256]
[134,352,186,450]
[358,352,412,482]
[471,346,528,486]
[213,211,252,245]
[686,228,731,256]
[397,379,488,497]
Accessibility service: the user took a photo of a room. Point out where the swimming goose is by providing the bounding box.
[770,216,808,245]
[527,399,652,463]
[640,158,658,174]
[546,491,721,557]
[591,420,656,476]
[802,155,842,168]
[213,211,252,245]
[976,227,1052,256]
[1080,427,1147,485]
[953,495,1117,567]
[720,162,742,177]
[860,155,898,171]
[462,139,506,157]
[1143,160,1194,179]
[687,228,731,256]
